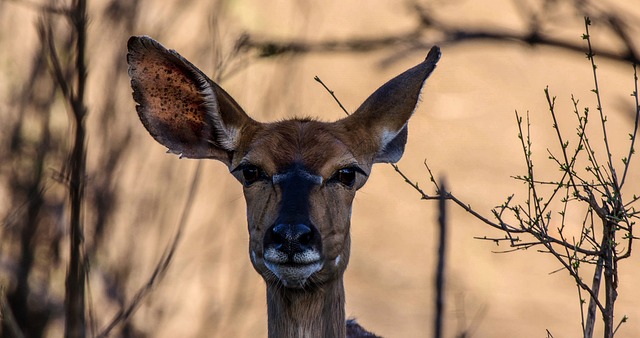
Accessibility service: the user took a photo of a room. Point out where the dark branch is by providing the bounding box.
[236,2,640,65]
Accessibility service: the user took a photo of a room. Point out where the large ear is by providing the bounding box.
[127,36,256,166]
[339,46,440,163]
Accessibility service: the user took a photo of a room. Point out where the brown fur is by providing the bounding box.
[127,35,440,338]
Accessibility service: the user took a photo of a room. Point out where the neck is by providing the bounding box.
[266,277,346,338]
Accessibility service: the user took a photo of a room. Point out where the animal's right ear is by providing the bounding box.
[127,36,257,166]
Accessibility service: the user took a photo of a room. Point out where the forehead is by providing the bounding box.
[242,120,354,174]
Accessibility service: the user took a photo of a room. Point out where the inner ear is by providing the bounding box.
[127,36,257,165]
[336,46,440,164]
[375,125,408,163]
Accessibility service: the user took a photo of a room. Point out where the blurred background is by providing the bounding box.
[1,0,639,337]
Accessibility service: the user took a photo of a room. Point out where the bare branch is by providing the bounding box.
[97,162,202,338]
[314,76,350,116]
[237,1,640,66]
[0,287,26,338]
[620,63,640,189]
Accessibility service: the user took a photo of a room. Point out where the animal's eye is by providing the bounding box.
[332,167,357,187]
[241,165,265,186]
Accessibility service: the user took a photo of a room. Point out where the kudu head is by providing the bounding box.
[127,36,440,290]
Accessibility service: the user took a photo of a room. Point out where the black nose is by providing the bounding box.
[268,223,315,254]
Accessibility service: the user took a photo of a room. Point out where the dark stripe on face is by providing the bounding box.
[273,163,320,225]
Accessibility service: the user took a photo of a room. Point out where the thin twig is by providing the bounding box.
[314,76,350,116]
[97,162,202,337]
[620,63,640,189]
[613,315,629,335]
[313,75,436,207]
[584,18,615,197]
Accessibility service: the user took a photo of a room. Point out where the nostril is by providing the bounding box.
[271,224,288,244]
[270,223,314,251]
[297,226,313,245]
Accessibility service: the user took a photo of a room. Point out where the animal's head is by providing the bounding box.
[127,36,440,289]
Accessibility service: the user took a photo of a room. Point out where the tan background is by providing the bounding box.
[1,0,639,337]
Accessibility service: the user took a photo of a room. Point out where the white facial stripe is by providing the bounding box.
[272,167,323,185]
[272,171,292,185]
[300,170,323,185]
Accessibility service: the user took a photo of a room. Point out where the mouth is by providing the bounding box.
[264,261,324,288]
[263,248,324,288]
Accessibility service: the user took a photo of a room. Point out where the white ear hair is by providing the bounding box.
[127,35,257,166]
[338,46,440,164]
[375,124,409,163]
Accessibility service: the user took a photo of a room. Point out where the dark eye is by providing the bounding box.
[241,165,264,185]
[332,167,357,187]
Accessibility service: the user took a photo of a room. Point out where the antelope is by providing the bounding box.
[127,36,440,338]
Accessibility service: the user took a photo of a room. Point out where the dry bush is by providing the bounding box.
[0,0,639,337]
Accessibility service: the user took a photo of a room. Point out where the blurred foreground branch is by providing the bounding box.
[97,162,202,338]
[238,0,640,65]
[38,0,90,336]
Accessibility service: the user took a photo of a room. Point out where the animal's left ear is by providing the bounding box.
[338,46,440,163]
